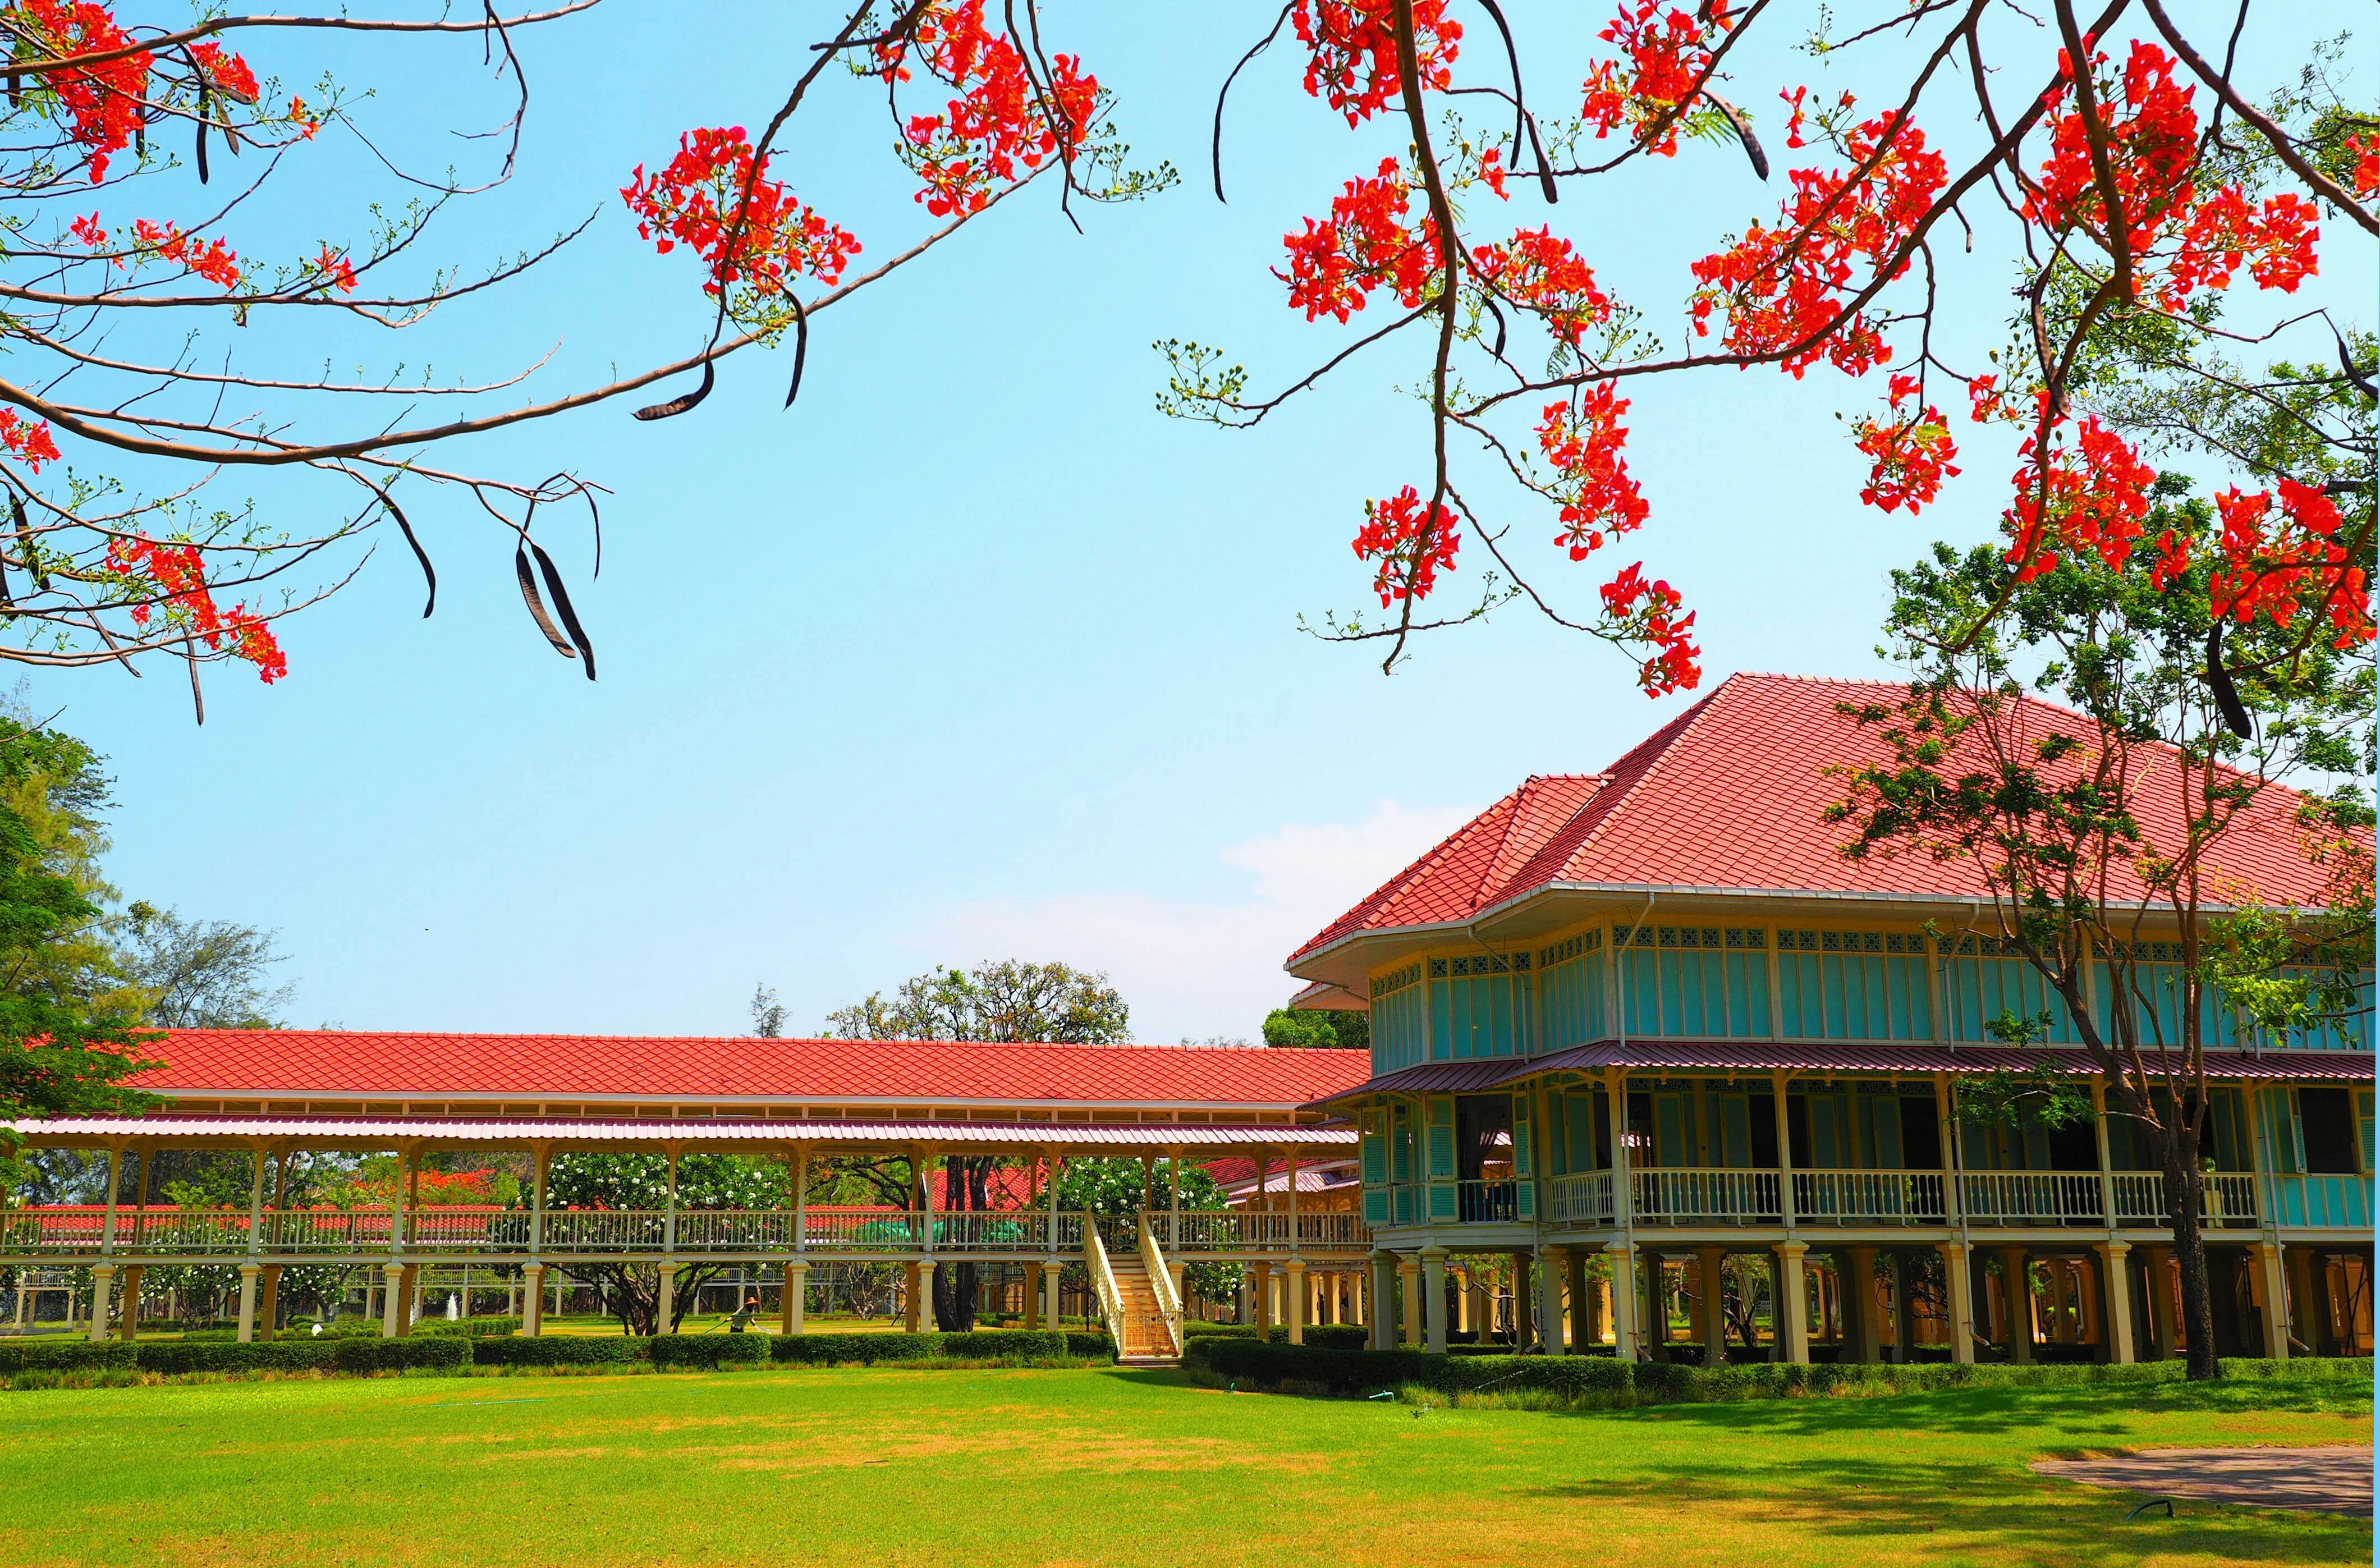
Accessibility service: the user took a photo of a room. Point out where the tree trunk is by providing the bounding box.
[2162,1125,2221,1380]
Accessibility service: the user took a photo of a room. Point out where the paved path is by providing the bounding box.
[2032,1447,2373,1518]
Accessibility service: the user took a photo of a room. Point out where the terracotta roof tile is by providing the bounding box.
[1293,672,2351,961]
[127,1030,1372,1107]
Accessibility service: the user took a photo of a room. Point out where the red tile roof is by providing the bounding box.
[1293,672,2350,960]
[126,1030,1372,1108]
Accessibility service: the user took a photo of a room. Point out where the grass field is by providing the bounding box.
[0,1366,2366,1566]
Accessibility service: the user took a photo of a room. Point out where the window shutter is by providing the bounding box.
[1426,1098,1456,1180]
[1512,1097,1533,1179]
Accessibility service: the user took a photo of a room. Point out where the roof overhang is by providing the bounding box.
[1287,882,2308,991]
[1,1116,1360,1154]
[1304,1042,2374,1108]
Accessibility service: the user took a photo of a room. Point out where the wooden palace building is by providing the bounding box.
[1286,674,2374,1365]
[0,672,2370,1366]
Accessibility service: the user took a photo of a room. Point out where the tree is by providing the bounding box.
[749,983,785,1039]
[535,1152,787,1336]
[1260,1006,1369,1051]
[826,957,1130,1329]
[1829,503,2372,1379]
[0,2,1165,705]
[1162,1,2370,687]
[0,715,156,1181]
[118,902,290,1028]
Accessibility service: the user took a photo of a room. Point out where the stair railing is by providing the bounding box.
[1082,1212,1125,1346]
[1136,1211,1183,1357]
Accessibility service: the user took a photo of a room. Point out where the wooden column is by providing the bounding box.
[902,1261,924,1334]
[1283,1254,1306,1345]
[1250,1260,1271,1336]
[1940,1242,1977,1365]
[2251,1242,2291,1359]
[1023,1261,1042,1331]
[660,1145,681,1334]
[1512,1250,1534,1346]
[1566,1246,1592,1353]
[2141,1244,2176,1359]
[1539,1245,1569,1353]
[1695,1246,1728,1365]
[1996,1245,2034,1363]
[1370,1250,1397,1350]
[1847,1245,1882,1364]
[1397,1254,1422,1347]
[236,1263,262,1342]
[114,1264,144,1341]
[2287,1245,2323,1354]
[2097,1241,2135,1363]
[1773,1241,1809,1364]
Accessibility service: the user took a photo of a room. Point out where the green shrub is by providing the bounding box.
[649,1334,769,1368]
[331,1336,471,1373]
[769,1329,1076,1365]
[470,1336,644,1368]
[0,1338,136,1374]
[937,1330,1070,1360]
[1181,1322,1255,1340]
[134,1340,340,1375]
[1065,1331,1116,1361]
[1255,1324,1368,1350]
[1188,1341,2372,1407]
[770,1331,941,1364]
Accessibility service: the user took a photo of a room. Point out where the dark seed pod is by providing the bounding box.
[377,487,435,618]
[13,496,44,591]
[783,306,808,407]
[530,539,597,681]
[634,358,713,421]
[515,543,577,658]
[2205,622,2252,739]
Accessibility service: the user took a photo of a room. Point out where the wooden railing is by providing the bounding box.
[1632,1168,1782,1226]
[1791,1170,1948,1225]
[1082,1214,1123,1337]
[1547,1171,1617,1226]
[1137,1214,1182,1357]
[2108,1171,2260,1228]
[1960,1172,2105,1225]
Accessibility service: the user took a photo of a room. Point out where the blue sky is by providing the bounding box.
[32,4,2371,1043]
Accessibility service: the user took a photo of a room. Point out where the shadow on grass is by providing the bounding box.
[1519,1452,2368,1567]
[1598,1378,2372,1442]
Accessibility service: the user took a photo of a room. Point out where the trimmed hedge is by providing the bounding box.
[0,1338,137,1374]
[1065,1331,1115,1361]
[1176,1323,1369,1350]
[649,1334,769,1368]
[1187,1340,2376,1406]
[470,1336,644,1368]
[771,1329,1074,1365]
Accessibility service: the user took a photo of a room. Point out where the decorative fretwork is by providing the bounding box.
[1369,962,1424,1000]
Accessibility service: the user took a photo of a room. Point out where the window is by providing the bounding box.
[2299,1087,2363,1175]
[1368,962,1426,1076]
[1539,928,1606,1051]
[1429,952,1530,1060]
[1941,934,2081,1044]
[1777,930,1932,1041]
[2094,943,2230,1049]
[1617,925,1772,1039]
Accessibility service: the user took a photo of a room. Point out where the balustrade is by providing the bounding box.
[1547,1171,1617,1226]
[1959,1171,2105,1225]
[1632,1167,1781,1226]
[1791,1170,1947,1225]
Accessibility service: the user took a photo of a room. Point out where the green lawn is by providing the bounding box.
[0,1367,2366,1566]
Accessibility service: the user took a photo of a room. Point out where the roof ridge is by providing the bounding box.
[1555,675,1737,876]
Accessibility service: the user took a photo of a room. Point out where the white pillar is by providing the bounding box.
[236,1263,262,1344]
[1283,1255,1307,1345]
[522,1262,545,1336]
[87,1263,114,1343]
[380,1263,406,1338]
[1604,1241,1639,1360]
